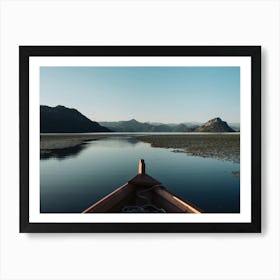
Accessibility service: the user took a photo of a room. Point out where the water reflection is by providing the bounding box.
[40,136,140,160]
[40,136,240,213]
[40,143,87,160]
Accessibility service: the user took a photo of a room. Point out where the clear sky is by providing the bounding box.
[40,66,240,123]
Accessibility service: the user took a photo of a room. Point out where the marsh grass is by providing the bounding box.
[137,134,240,163]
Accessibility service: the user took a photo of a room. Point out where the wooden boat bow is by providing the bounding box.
[82,159,202,213]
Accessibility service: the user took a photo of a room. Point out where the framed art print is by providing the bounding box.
[19,46,261,233]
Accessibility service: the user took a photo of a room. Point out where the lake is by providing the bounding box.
[40,135,240,213]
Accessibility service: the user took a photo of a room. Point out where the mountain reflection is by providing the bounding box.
[40,136,140,160]
[40,144,87,160]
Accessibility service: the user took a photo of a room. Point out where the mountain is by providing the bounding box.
[148,122,200,130]
[171,123,194,132]
[100,119,196,132]
[195,117,235,132]
[40,105,111,133]
[100,119,168,132]
[183,122,202,127]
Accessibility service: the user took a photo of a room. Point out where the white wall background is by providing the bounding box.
[0,0,279,279]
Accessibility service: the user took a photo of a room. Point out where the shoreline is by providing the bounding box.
[40,134,108,154]
[40,133,240,163]
[136,134,240,163]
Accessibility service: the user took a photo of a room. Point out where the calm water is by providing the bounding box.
[40,136,240,213]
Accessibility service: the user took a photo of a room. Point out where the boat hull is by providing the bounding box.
[82,174,201,213]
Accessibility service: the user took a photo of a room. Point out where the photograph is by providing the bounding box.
[20,46,261,232]
[40,66,240,214]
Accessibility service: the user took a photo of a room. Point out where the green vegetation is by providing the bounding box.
[137,134,240,163]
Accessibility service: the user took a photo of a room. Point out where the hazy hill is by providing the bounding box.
[100,118,236,133]
[171,123,195,132]
[100,119,196,132]
[40,105,111,133]
[100,119,168,132]
[195,117,235,132]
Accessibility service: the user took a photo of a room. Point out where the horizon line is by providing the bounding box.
[40,104,240,124]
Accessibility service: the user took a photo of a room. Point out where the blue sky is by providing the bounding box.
[40,66,240,123]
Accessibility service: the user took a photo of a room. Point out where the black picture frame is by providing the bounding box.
[20,46,261,233]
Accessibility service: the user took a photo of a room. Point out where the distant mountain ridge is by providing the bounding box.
[195,117,235,132]
[100,119,196,132]
[40,105,237,133]
[101,118,236,133]
[40,105,111,133]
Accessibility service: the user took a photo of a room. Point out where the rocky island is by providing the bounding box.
[195,117,235,132]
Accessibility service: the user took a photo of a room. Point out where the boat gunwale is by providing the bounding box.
[82,180,202,214]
